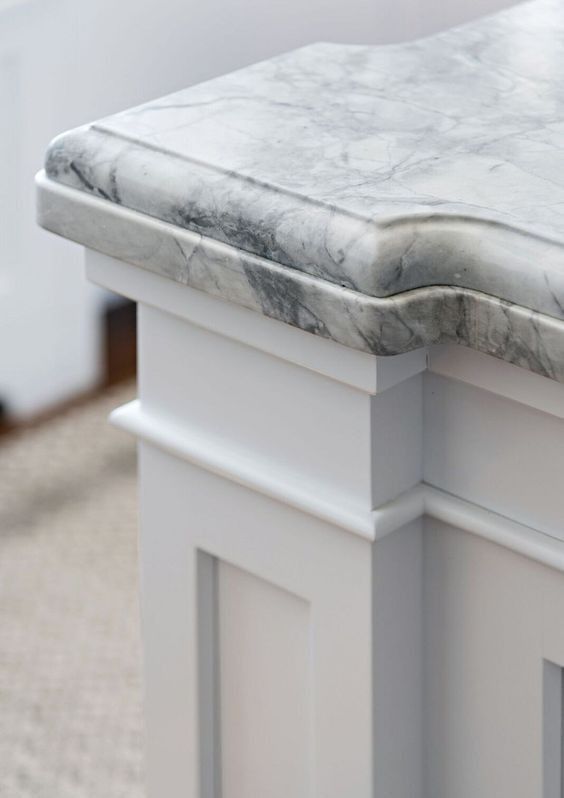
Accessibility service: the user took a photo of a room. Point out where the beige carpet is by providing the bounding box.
[0,383,145,798]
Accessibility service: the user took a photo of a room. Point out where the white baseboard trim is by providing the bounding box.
[111,399,564,570]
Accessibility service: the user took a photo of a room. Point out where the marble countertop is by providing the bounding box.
[37,0,564,381]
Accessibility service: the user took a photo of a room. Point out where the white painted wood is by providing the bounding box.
[136,302,423,514]
[217,561,311,798]
[113,400,564,572]
[137,443,200,798]
[113,399,378,539]
[137,303,375,509]
[422,486,564,570]
[139,442,376,798]
[429,344,564,420]
[423,519,564,798]
[424,518,543,797]
[543,661,562,798]
[84,240,564,797]
[140,455,564,798]
[85,250,428,394]
[127,279,431,795]
[372,520,423,796]
[196,552,221,798]
[424,371,564,541]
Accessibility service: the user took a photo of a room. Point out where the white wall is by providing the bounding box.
[0,0,515,418]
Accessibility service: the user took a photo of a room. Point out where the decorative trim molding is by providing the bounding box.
[111,399,564,571]
[421,488,564,572]
[111,400,377,540]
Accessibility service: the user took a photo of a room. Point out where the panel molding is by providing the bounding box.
[111,399,564,571]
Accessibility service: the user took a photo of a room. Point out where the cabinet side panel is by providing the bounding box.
[423,518,544,798]
[217,561,312,798]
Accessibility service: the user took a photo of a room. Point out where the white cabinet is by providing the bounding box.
[36,0,564,791]
[81,250,564,798]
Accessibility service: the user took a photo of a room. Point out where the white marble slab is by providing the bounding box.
[37,0,564,381]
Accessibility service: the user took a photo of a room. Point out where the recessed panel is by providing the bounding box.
[198,555,312,798]
[543,661,564,798]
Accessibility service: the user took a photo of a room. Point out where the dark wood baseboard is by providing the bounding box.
[104,299,137,386]
[0,300,137,437]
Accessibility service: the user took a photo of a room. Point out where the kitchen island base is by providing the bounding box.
[86,250,564,798]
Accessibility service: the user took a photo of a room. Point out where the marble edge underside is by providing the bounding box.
[44,125,564,322]
[36,172,564,383]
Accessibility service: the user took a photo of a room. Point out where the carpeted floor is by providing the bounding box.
[0,382,145,798]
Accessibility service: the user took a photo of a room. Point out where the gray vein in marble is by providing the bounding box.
[37,0,564,380]
[44,0,564,316]
[37,174,564,383]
